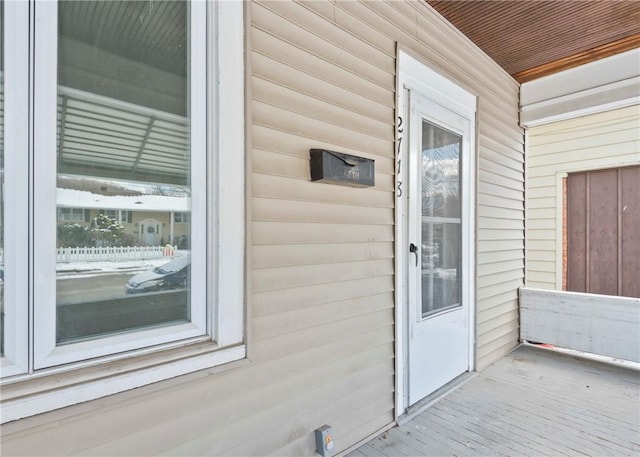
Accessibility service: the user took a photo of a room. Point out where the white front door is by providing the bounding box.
[140,218,162,246]
[407,92,473,405]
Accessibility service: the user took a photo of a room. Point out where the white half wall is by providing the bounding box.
[520,287,640,362]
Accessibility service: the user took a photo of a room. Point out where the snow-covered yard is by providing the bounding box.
[56,251,188,279]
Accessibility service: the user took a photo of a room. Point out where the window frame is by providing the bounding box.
[0,0,245,422]
[1,0,30,379]
[33,0,209,369]
[174,212,190,223]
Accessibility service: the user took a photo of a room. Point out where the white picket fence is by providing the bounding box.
[56,246,173,263]
[0,246,175,263]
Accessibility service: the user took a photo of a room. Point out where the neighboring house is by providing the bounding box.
[522,49,640,298]
[56,185,192,247]
[58,207,191,247]
[0,2,636,457]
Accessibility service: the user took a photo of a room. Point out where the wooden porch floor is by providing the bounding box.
[351,345,640,457]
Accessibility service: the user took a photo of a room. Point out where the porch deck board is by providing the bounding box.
[352,345,640,456]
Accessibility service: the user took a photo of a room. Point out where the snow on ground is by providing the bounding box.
[56,252,188,279]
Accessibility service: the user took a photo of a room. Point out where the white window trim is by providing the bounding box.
[0,0,245,423]
[1,0,30,378]
[214,0,246,348]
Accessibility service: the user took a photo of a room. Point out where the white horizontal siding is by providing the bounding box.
[526,105,640,291]
[253,292,393,341]
[1,0,523,455]
[346,0,524,370]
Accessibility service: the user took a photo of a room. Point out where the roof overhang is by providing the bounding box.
[57,187,190,212]
[520,49,640,127]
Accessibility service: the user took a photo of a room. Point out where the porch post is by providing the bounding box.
[170,211,175,244]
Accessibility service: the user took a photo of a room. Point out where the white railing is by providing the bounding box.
[56,246,173,263]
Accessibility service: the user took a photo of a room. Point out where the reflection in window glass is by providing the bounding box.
[421,123,461,219]
[0,1,4,355]
[174,212,190,223]
[58,207,86,222]
[421,121,462,317]
[56,1,192,344]
[421,223,461,315]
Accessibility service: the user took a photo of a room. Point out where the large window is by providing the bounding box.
[1,0,245,422]
[99,210,133,224]
[174,212,191,223]
[58,207,87,222]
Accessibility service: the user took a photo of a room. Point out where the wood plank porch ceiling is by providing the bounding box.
[426,0,640,83]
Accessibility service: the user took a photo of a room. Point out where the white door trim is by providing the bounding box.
[395,50,477,417]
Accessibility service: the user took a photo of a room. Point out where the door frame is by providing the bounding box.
[395,49,477,417]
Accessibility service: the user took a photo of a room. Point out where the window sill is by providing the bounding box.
[0,342,246,424]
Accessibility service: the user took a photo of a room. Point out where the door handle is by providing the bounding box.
[409,243,418,267]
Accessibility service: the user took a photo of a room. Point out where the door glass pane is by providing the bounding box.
[56,1,191,344]
[0,1,4,355]
[421,122,460,219]
[421,121,462,317]
[421,223,461,316]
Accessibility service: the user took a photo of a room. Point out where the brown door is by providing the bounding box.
[566,165,639,297]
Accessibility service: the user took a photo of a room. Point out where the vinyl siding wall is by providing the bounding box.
[526,105,640,291]
[1,1,523,455]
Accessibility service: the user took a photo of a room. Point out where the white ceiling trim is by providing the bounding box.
[520,49,640,128]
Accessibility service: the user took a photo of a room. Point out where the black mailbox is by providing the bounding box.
[309,149,375,188]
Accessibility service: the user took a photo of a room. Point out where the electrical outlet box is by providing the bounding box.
[315,425,335,457]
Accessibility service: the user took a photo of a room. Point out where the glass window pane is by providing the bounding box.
[0,1,4,355]
[421,122,461,219]
[421,120,462,317]
[56,1,192,344]
[421,223,461,316]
